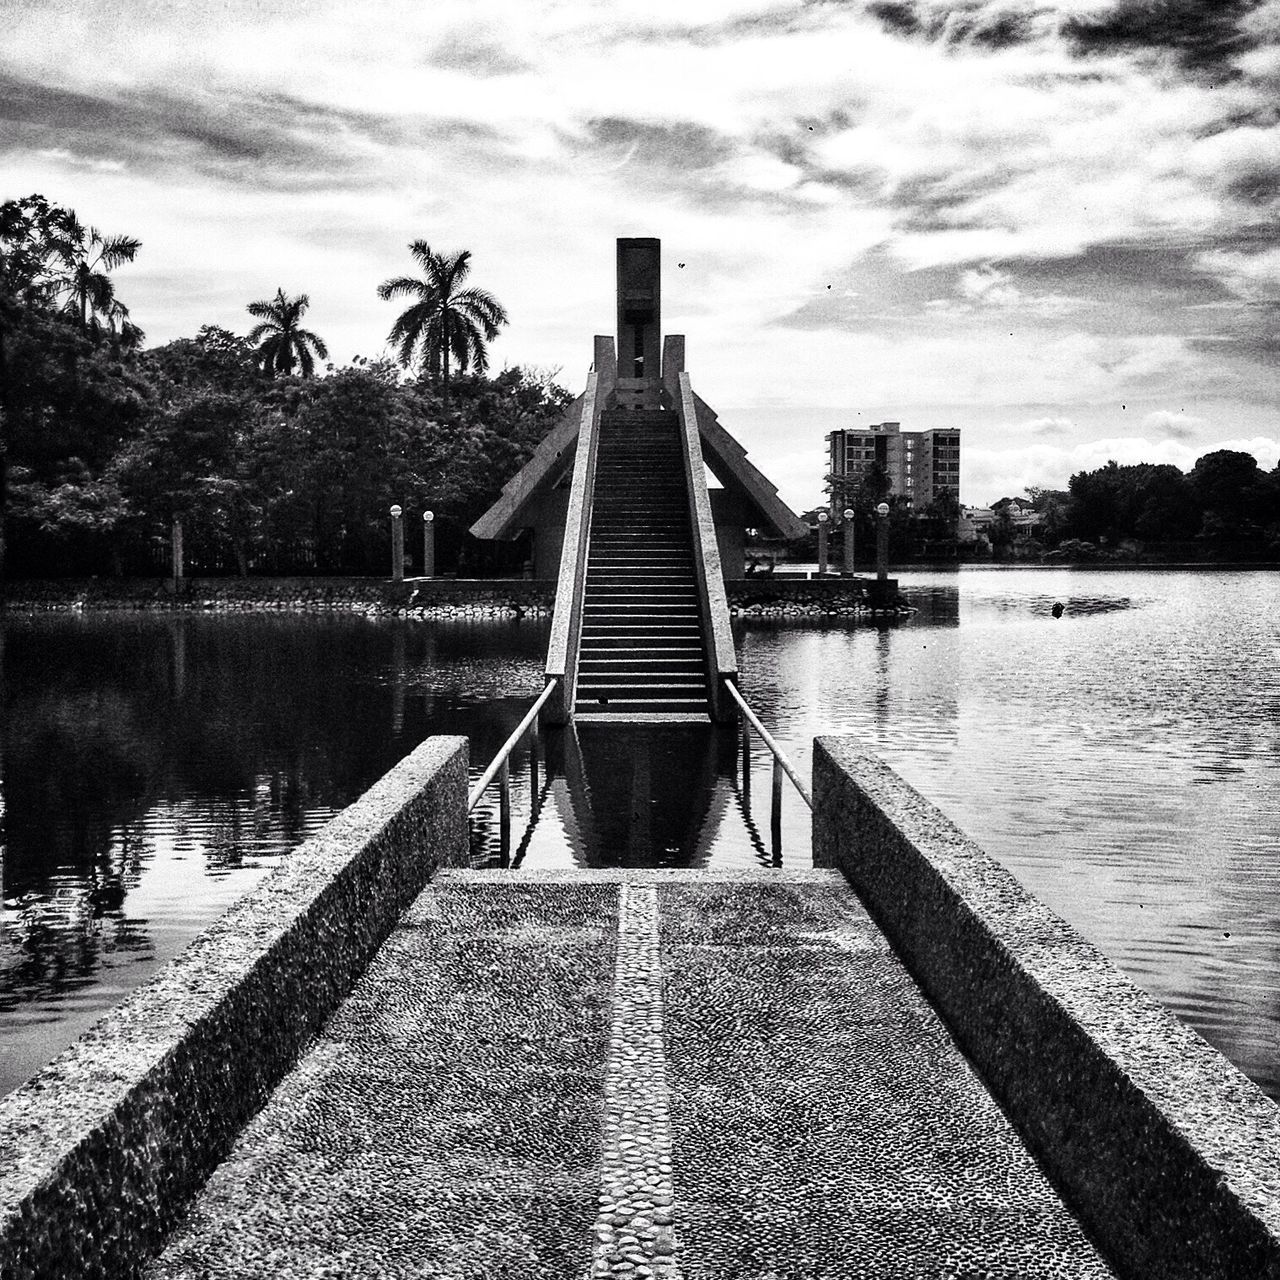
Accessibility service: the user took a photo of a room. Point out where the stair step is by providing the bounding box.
[580,675,708,685]
[579,691,708,706]
[581,608,699,618]
[580,615,701,623]
[585,577,695,585]
[579,661,706,674]
[583,596,698,606]
[586,545,696,555]
[586,624,706,634]
[584,593,699,604]
[576,699,710,715]
[579,644,705,655]
[588,558,693,567]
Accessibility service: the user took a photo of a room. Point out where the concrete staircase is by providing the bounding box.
[576,409,712,720]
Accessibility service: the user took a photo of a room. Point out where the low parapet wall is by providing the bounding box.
[0,736,468,1280]
[813,737,1280,1280]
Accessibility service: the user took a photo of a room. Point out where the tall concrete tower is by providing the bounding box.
[616,238,662,381]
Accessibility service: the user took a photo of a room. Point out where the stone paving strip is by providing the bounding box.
[147,869,1116,1279]
[592,886,681,1280]
[149,883,617,1280]
[658,877,1117,1280]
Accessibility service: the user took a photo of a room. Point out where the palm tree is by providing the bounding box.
[58,224,142,339]
[246,289,329,377]
[377,242,508,395]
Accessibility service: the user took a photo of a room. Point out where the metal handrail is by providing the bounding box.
[723,679,812,809]
[468,679,560,812]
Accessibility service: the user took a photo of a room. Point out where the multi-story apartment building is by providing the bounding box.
[825,422,961,514]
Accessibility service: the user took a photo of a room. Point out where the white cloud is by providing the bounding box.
[960,266,1023,306]
[1140,409,1208,440]
[3,0,1276,515]
[1197,247,1280,300]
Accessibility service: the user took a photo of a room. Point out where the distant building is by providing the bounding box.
[959,501,1044,546]
[825,422,961,514]
[957,506,994,543]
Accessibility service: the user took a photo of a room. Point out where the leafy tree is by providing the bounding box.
[1066,461,1147,542]
[1063,453,1269,549]
[142,325,263,403]
[246,289,328,377]
[920,487,961,545]
[377,243,508,396]
[1129,465,1198,542]
[1188,450,1266,537]
[1,197,80,574]
[989,505,1016,553]
[113,389,269,575]
[0,196,146,578]
[1,195,83,309]
[0,309,147,576]
[1025,486,1070,544]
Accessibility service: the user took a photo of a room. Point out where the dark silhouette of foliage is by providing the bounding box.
[377,243,508,395]
[246,289,328,377]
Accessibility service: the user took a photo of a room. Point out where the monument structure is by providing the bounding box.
[472,239,804,577]
[471,238,806,724]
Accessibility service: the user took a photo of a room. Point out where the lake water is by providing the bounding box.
[2,567,1278,1101]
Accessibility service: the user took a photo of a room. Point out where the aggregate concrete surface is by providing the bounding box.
[149,871,1116,1280]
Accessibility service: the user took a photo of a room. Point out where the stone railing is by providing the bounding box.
[544,361,607,724]
[0,737,468,1280]
[814,737,1280,1279]
[673,371,737,721]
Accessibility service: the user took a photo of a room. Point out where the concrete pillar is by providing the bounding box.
[876,501,890,580]
[842,507,855,577]
[817,511,829,576]
[422,510,435,579]
[390,505,404,582]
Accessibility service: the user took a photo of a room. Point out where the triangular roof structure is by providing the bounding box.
[470,241,806,544]
[469,392,584,541]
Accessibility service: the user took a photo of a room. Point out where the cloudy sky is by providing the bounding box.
[4,0,1277,508]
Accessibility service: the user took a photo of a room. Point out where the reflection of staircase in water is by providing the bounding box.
[576,410,712,721]
[470,724,789,869]
[566,725,731,865]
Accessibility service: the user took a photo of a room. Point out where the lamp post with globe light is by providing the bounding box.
[390,504,404,582]
[817,510,829,576]
[842,507,855,577]
[422,511,435,579]
[876,501,890,581]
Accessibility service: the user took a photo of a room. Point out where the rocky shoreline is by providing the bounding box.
[2,576,905,619]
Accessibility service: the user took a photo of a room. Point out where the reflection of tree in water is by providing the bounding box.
[0,891,155,1012]
[0,613,545,1024]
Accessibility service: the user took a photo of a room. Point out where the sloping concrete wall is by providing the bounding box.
[813,737,1280,1280]
[0,737,468,1280]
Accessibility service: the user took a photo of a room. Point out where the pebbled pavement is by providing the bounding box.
[149,870,1115,1280]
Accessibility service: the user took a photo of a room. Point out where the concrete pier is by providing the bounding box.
[5,736,1280,1279]
[146,869,1112,1279]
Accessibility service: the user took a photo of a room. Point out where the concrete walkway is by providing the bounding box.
[149,869,1116,1280]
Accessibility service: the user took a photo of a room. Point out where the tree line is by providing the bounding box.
[0,195,566,580]
[817,448,1280,565]
[991,451,1280,560]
